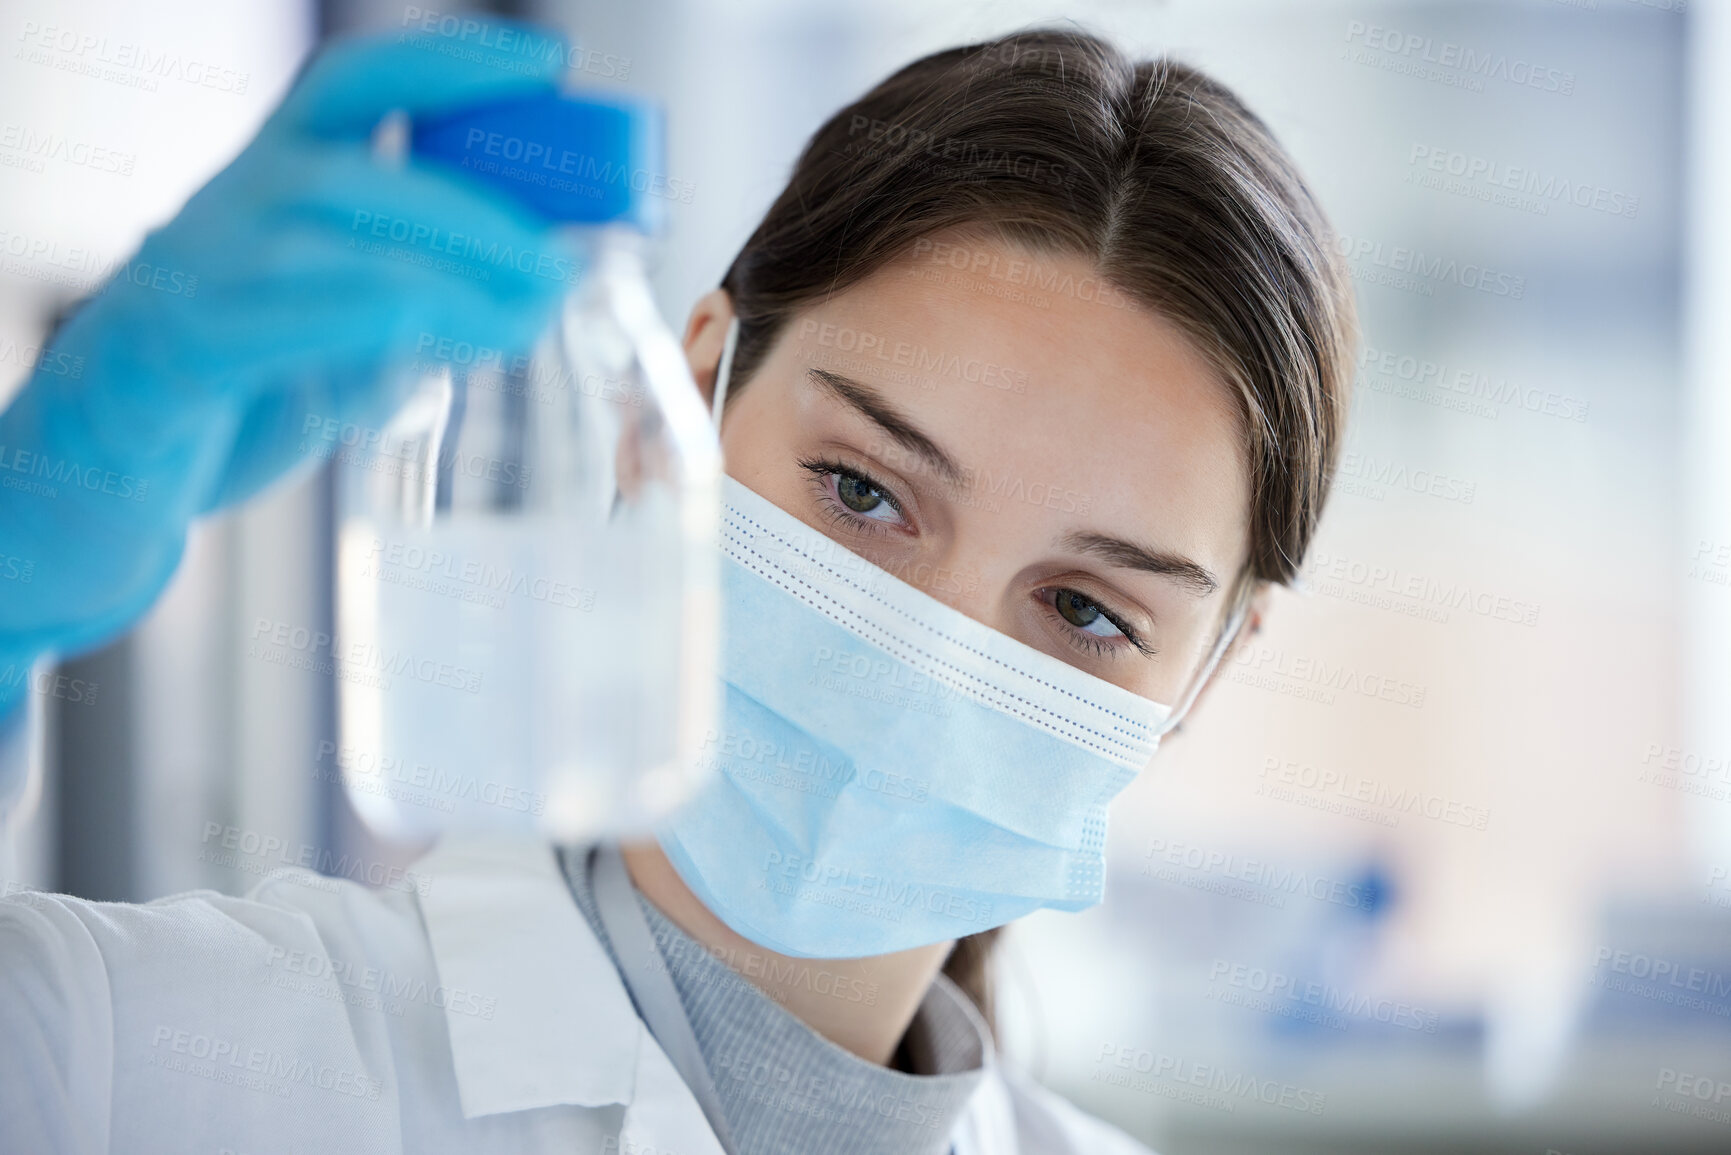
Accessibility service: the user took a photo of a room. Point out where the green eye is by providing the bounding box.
[1054,589,1099,627]
[836,472,886,514]
[798,457,908,530]
[1054,589,1125,639]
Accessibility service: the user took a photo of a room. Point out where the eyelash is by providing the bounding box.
[798,455,914,540]
[1046,592,1157,659]
[796,455,1157,659]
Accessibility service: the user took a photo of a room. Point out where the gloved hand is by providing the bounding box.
[0,24,575,714]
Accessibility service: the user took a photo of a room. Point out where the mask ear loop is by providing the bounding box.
[710,315,740,430]
[1153,578,1256,738]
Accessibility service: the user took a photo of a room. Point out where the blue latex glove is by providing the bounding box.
[0,25,575,716]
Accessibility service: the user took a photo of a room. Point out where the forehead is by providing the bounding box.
[779,231,1253,576]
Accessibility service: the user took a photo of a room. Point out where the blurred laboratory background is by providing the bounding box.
[1,0,1727,1151]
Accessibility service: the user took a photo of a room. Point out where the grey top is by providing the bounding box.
[558,845,988,1155]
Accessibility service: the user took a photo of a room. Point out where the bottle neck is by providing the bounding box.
[559,222,651,273]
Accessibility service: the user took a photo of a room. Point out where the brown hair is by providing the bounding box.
[717,30,1358,1024]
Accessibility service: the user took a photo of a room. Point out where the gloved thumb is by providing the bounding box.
[272,19,570,141]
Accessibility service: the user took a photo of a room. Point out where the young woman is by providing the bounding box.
[0,23,1354,1155]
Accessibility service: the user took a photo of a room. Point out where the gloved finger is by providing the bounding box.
[203,359,425,513]
[195,264,561,514]
[117,241,561,385]
[154,212,566,361]
[145,135,570,311]
[52,272,550,519]
[253,144,577,299]
[271,20,570,141]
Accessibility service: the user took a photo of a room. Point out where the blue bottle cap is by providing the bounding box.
[411,90,666,233]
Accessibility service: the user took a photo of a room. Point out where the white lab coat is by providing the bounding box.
[0,836,1152,1154]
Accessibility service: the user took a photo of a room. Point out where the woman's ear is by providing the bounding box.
[682,288,735,408]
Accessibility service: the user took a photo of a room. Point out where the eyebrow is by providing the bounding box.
[805,368,967,488]
[1060,531,1221,596]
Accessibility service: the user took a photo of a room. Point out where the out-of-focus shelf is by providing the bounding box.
[1055,1035,1731,1154]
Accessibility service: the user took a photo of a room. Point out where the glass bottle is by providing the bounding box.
[333,92,720,842]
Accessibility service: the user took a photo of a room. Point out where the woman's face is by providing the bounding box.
[713,231,1253,707]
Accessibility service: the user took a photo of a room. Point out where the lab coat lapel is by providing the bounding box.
[622,1028,730,1155]
[953,1066,1022,1155]
[415,837,643,1117]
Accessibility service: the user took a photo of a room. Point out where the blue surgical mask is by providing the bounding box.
[659,321,1243,958]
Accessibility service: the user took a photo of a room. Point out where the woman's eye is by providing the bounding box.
[1053,589,1125,639]
[836,471,892,517]
[800,457,908,528]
